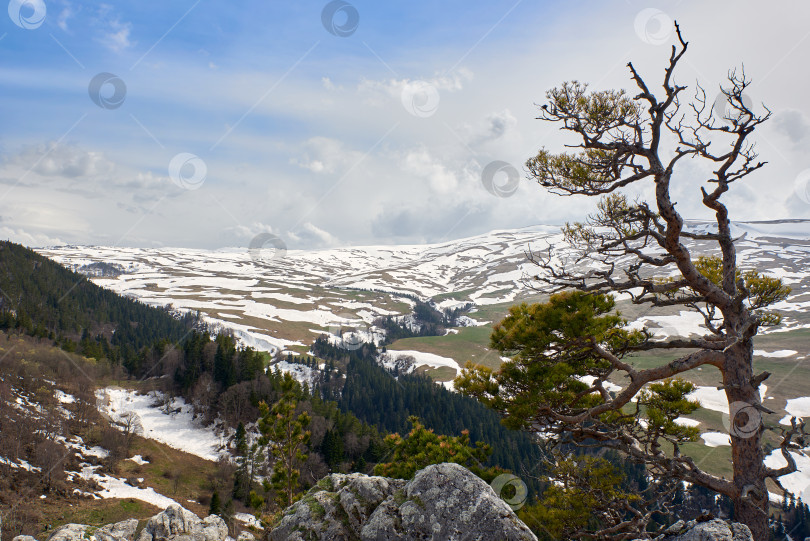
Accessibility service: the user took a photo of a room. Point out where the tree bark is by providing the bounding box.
[724,338,768,540]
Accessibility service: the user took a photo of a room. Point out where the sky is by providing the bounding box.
[1,0,809,250]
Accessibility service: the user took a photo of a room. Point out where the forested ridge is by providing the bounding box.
[0,240,195,362]
[311,336,545,496]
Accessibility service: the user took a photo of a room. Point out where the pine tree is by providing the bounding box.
[258,374,311,509]
[209,490,222,515]
[452,23,796,540]
[321,429,344,470]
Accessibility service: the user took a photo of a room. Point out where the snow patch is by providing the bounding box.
[128,454,150,465]
[701,432,731,447]
[765,450,810,502]
[235,512,263,527]
[785,396,810,418]
[689,386,729,414]
[579,375,622,393]
[754,349,798,358]
[383,349,460,374]
[274,361,320,388]
[96,387,227,462]
[55,390,76,404]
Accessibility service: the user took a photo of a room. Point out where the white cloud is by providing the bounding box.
[773,109,810,147]
[0,226,64,247]
[226,222,278,242]
[33,145,115,179]
[475,110,518,145]
[357,69,473,107]
[93,5,133,52]
[288,222,339,248]
[100,21,132,52]
[401,148,460,194]
[292,137,362,175]
[1,143,117,190]
[56,3,75,32]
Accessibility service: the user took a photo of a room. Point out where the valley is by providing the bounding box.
[2,219,809,537]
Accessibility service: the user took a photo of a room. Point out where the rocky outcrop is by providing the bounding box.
[9,471,755,541]
[13,519,139,541]
[267,469,407,540]
[136,505,228,541]
[43,525,91,541]
[635,517,754,541]
[12,508,229,541]
[267,462,537,541]
[96,519,139,541]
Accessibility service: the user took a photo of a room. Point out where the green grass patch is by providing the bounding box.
[113,435,221,519]
[432,289,478,303]
[37,499,155,537]
[387,325,498,370]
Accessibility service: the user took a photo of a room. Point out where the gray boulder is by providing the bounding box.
[17,518,138,541]
[268,471,406,540]
[637,518,754,541]
[267,462,537,541]
[667,519,753,541]
[361,462,536,540]
[46,525,89,541]
[136,504,228,541]
[96,519,140,541]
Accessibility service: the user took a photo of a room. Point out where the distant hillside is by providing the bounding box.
[38,219,810,365]
[0,241,196,362]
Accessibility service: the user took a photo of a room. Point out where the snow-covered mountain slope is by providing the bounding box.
[39,226,560,353]
[39,220,810,355]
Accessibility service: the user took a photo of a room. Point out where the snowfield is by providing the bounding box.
[96,387,227,461]
[39,221,810,382]
[40,221,810,361]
